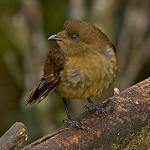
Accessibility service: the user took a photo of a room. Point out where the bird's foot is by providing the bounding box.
[63,119,86,130]
[84,103,106,117]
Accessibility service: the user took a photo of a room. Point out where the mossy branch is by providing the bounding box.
[22,77,150,149]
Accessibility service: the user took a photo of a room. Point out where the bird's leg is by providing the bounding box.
[84,98,106,116]
[62,98,85,130]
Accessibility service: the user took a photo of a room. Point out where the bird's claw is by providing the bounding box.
[63,119,86,130]
[84,103,106,117]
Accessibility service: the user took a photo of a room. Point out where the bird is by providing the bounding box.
[26,20,117,129]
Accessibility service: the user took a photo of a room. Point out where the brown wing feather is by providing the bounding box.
[26,45,65,104]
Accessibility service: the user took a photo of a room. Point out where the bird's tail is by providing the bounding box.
[26,81,50,105]
[26,75,58,105]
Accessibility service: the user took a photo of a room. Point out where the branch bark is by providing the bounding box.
[22,77,150,150]
[0,122,27,150]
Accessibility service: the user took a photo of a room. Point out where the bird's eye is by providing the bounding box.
[70,33,79,40]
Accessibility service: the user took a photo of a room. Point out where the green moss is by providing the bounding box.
[111,144,121,150]
[93,125,150,150]
[123,124,150,150]
[109,124,150,150]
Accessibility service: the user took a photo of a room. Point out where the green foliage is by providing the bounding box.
[41,0,68,35]
[0,0,20,13]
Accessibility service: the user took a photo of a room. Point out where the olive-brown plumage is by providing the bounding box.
[26,20,117,128]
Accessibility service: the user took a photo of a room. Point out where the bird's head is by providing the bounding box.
[48,20,114,57]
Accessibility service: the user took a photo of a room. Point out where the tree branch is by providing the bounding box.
[0,122,27,150]
[22,77,150,150]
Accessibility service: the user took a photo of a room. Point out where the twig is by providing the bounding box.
[0,122,28,150]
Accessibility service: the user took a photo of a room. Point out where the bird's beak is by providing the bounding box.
[48,34,62,41]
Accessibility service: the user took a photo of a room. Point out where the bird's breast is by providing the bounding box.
[56,53,116,100]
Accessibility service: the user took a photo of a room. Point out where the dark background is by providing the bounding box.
[0,0,149,143]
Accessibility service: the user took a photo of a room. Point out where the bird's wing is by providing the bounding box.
[26,45,65,104]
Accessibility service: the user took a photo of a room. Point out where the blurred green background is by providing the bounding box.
[0,0,150,143]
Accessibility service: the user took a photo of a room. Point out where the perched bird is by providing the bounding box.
[26,20,117,129]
